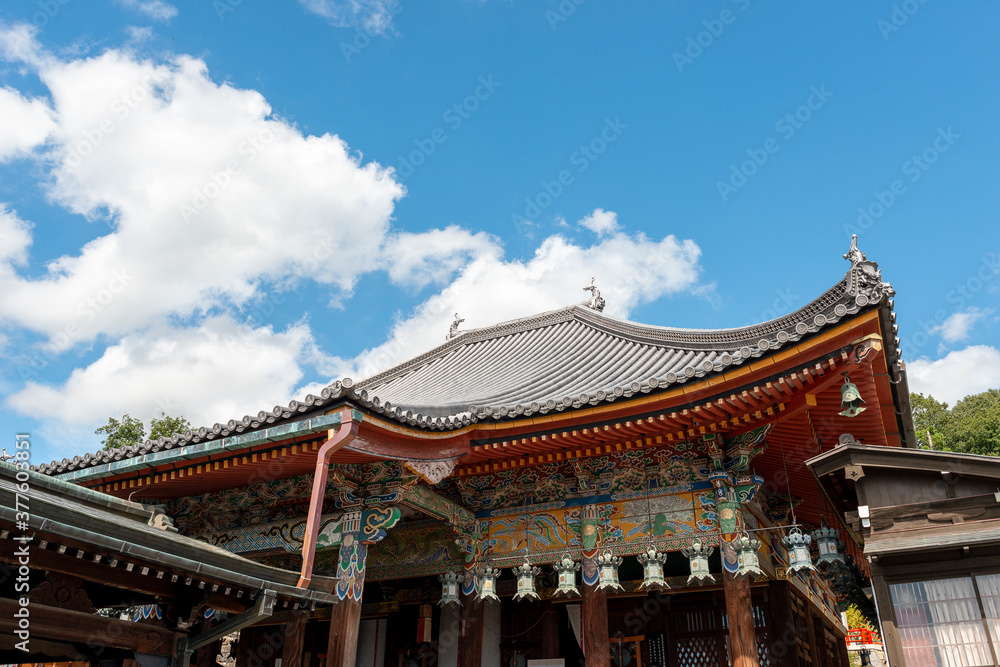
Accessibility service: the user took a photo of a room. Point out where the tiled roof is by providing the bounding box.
[37,241,899,476]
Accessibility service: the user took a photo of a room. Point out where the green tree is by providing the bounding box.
[910,392,951,449]
[95,414,146,451]
[149,412,192,441]
[948,389,1000,455]
[909,388,1000,455]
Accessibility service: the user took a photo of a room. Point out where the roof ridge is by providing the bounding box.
[37,238,902,477]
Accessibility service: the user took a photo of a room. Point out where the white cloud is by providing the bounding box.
[0,30,403,350]
[332,224,703,380]
[0,206,33,266]
[126,26,154,45]
[579,208,619,237]
[8,315,319,428]
[0,86,55,161]
[908,345,1000,405]
[382,225,501,289]
[930,307,992,343]
[0,29,710,459]
[299,0,400,34]
[117,0,178,21]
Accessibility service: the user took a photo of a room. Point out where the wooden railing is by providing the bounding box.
[846,628,881,645]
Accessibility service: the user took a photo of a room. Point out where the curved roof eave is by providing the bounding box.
[37,245,903,476]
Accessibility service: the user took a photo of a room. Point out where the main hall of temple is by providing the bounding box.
[34,239,913,667]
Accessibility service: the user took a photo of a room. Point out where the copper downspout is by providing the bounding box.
[296,410,360,588]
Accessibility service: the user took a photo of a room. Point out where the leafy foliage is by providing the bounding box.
[150,413,192,441]
[95,412,191,451]
[95,414,145,451]
[910,389,1000,455]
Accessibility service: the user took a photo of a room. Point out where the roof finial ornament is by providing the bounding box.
[843,234,894,306]
[843,234,866,265]
[582,277,606,312]
[447,313,465,340]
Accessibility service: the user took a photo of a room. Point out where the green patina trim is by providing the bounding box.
[54,409,363,483]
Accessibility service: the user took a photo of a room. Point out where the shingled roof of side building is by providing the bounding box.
[35,237,905,476]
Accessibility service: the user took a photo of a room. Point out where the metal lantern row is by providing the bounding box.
[783,527,816,574]
[597,551,624,592]
[438,571,462,607]
[513,560,542,601]
[637,547,670,590]
[812,526,845,566]
[682,540,716,586]
[553,554,581,597]
[734,534,764,580]
[476,564,502,602]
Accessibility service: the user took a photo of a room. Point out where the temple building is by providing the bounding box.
[30,239,916,667]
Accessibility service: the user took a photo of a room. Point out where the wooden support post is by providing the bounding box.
[765,580,803,667]
[870,561,905,667]
[327,598,363,667]
[281,609,309,667]
[193,617,220,667]
[459,591,484,667]
[236,625,257,666]
[723,570,760,667]
[581,554,610,667]
[540,602,560,659]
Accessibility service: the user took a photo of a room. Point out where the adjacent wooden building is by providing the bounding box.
[808,444,1000,666]
[30,239,916,667]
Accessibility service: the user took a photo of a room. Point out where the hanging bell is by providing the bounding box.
[812,526,845,566]
[783,527,816,574]
[840,377,867,417]
[512,560,541,601]
[735,534,764,580]
[682,540,716,585]
[553,554,581,597]
[596,551,624,592]
[438,571,462,607]
[637,547,670,590]
[476,564,501,602]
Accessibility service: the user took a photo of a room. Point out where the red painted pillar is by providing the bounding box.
[459,591,484,667]
[581,553,610,667]
[723,568,760,667]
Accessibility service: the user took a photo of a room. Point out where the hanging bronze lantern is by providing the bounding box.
[637,547,670,590]
[596,551,624,592]
[476,564,501,602]
[812,526,845,566]
[682,540,716,585]
[553,554,581,597]
[783,527,816,574]
[512,560,541,601]
[438,571,462,607]
[735,534,764,580]
[840,376,867,417]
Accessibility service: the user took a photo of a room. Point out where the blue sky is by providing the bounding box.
[0,0,998,465]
